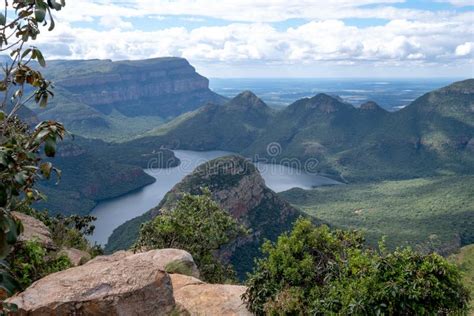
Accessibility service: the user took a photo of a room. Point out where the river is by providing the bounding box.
[89,150,340,245]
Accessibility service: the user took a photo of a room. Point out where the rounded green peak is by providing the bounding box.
[228,90,268,109]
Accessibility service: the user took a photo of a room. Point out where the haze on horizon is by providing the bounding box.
[32,0,474,78]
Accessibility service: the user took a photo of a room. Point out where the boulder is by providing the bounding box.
[88,248,199,278]
[59,247,91,266]
[5,249,184,315]
[11,212,54,249]
[171,274,251,316]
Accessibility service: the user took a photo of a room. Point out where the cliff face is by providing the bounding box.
[45,58,226,118]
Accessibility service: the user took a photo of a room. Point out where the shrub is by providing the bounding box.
[134,189,247,283]
[243,218,471,315]
[8,240,71,289]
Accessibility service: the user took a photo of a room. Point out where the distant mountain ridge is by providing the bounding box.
[135,90,274,152]
[131,79,474,183]
[30,57,226,140]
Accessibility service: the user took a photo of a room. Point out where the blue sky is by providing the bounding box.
[34,0,473,78]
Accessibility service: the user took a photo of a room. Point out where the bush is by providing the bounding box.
[18,206,103,255]
[243,218,471,315]
[8,240,71,289]
[134,189,247,283]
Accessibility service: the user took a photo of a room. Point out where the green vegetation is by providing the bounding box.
[29,58,226,141]
[281,176,474,254]
[0,0,67,296]
[6,207,103,290]
[245,81,474,182]
[134,190,247,283]
[8,240,71,289]
[35,136,179,216]
[450,245,474,313]
[19,207,103,255]
[107,155,301,279]
[243,218,471,315]
[133,80,474,183]
[131,91,273,152]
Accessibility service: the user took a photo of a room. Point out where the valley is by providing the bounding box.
[28,63,472,270]
[89,150,341,245]
[2,1,473,313]
[14,56,470,283]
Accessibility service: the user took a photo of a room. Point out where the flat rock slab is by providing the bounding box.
[171,274,252,316]
[5,249,196,315]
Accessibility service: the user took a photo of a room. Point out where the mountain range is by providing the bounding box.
[27,58,226,140]
[126,78,474,183]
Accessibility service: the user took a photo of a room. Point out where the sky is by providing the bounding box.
[29,0,474,78]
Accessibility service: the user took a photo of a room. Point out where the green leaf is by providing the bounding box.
[21,48,32,60]
[0,111,5,120]
[48,15,55,31]
[44,136,57,157]
[0,13,6,26]
[35,7,46,23]
[34,49,46,67]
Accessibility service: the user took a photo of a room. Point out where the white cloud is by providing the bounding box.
[455,42,473,56]
[55,0,448,23]
[436,0,474,7]
[99,16,133,29]
[23,0,473,77]
[37,16,473,63]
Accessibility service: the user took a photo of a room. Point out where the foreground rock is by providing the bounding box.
[5,249,190,315]
[11,212,54,249]
[171,274,251,316]
[6,249,251,315]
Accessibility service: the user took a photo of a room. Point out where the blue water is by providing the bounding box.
[209,78,459,111]
[90,150,340,245]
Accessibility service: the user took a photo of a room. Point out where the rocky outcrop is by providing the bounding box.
[171,274,251,316]
[59,247,91,266]
[45,58,226,118]
[6,249,250,315]
[106,155,301,278]
[11,212,54,249]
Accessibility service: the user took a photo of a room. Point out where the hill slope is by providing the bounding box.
[133,91,273,152]
[35,137,179,215]
[106,155,302,278]
[137,79,473,183]
[31,58,226,140]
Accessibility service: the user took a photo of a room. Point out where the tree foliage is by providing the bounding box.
[7,239,71,290]
[0,0,66,296]
[134,189,247,283]
[243,218,471,315]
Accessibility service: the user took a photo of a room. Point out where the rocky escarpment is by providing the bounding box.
[44,58,226,118]
[6,249,251,315]
[106,155,302,279]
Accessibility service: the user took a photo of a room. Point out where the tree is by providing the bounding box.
[243,218,470,315]
[134,189,247,283]
[0,0,66,297]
